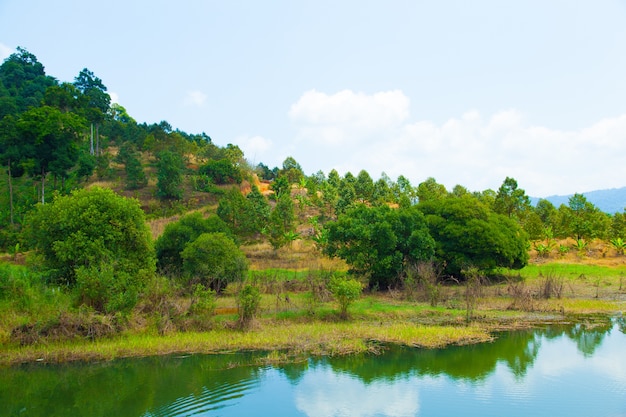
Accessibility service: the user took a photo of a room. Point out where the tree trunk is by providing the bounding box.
[90,123,94,155]
[41,168,46,205]
[7,159,13,225]
[96,123,100,156]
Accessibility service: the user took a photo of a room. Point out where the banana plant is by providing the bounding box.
[610,237,626,256]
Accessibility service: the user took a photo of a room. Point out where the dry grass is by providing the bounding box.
[243,240,347,271]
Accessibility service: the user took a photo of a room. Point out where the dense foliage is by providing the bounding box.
[419,196,529,276]
[24,187,155,312]
[155,212,233,275]
[181,232,248,292]
[324,205,435,289]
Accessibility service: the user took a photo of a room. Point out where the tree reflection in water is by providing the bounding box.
[0,318,621,417]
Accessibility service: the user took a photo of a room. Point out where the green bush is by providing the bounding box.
[237,284,261,329]
[155,213,233,276]
[199,159,242,184]
[181,232,248,292]
[328,273,362,319]
[74,264,143,314]
[24,187,155,313]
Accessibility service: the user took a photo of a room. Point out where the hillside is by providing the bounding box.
[532,186,626,214]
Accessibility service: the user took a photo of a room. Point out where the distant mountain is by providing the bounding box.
[531,186,626,214]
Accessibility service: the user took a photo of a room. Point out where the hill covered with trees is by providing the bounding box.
[1,49,625,356]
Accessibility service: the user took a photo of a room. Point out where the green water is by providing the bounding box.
[2,318,626,417]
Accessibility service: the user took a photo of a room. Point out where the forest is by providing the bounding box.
[1,48,625,363]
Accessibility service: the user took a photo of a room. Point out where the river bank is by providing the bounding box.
[1,291,622,366]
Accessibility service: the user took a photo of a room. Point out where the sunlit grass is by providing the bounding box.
[2,257,625,366]
[0,320,492,365]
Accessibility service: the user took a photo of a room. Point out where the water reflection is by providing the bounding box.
[2,318,625,417]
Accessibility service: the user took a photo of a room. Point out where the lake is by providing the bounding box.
[2,318,625,417]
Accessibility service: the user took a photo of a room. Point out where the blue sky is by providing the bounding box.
[2,0,626,197]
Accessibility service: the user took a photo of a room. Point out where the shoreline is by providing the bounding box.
[1,310,615,367]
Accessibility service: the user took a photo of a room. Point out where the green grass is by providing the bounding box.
[1,260,625,366]
[0,320,493,365]
[520,263,626,281]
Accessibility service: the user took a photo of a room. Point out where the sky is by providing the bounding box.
[1,0,626,198]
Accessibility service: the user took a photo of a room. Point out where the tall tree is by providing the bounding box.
[562,193,609,240]
[494,177,531,220]
[16,106,86,203]
[280,156,304,184]
[0,115,21,224]
[417,177,448,203]
[268,193,295,250]
[0,47,56,113]
[354,170,374,203]
[156,150,185,200]
[73,68,111,155]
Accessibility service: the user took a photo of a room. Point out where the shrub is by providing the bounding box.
[237,284,261,329]
[155,213,233,276]
[403,261,442,306]
[328,273,363,319]
[74,264,143,314]
[24,187,155,313]
[181,232,248,292]
[199,159,242,184]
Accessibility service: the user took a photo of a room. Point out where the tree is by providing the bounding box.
[335,177,356,215]
[115,142,147,189]
[417,177,447,203]
[267,193,296,250]
[0,115,21,224]
[16,106,86,203]
[244,185,270,237]
[73,68,111,155]
[24,187,155,311]
[324,205,435,289]
[280,156,304,184]
[199,158,242,184]
[354,170,374,202]
[156,150,185,200]
[419,195,529,277]
[270,175,290,199]
[396,175,418,205]
[155,212,232,275]
[217,187,249,237]
[372,174,395,206]
[181,232,248,292]
[494,177,531,220]
[561,193,609,240]
[0,47,56,113]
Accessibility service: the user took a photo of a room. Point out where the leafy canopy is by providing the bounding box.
[25,186,155,285]
[419,195,529,277]
[181,232,248,292]
[155,212,232,275]
[324,204,435,289]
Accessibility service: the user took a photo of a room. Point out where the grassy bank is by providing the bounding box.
[1,257,625,366]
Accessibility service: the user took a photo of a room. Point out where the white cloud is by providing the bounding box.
[108,91,119,104]
[295,366,420,417]
[236,134,274,165]
[288,89,626,197]
[183,90,207,107]
[0,42,13,61]
[289,89,410,145]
